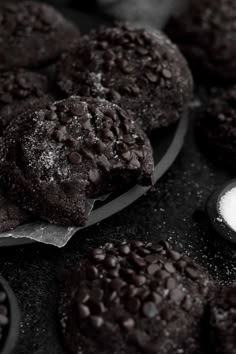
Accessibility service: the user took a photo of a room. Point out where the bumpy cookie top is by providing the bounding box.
[183,0,236,35]
[0,70,54,133]
[59,240,212,354]
[57,23,193,132]
[0,1,64,38]
[201,87,236,144]
[0,1,80,69]
[0,70,49,103]
[166,0,236,81]
[0,96,153,225]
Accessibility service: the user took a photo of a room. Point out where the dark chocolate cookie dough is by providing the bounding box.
[0,188,30,233]
[59,240,212,354]
[0,96,154,226]
[208,288,236,354]
[0,70,55,135]
[166,0,236,83]
[0,1,80,70]
[196,86,236,170]
[56,23,193,133]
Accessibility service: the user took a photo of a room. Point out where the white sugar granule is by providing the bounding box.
[219,187,236,232]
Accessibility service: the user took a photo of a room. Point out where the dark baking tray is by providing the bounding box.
[0,4,188,247]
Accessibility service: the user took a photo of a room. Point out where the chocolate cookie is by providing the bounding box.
[166,0,236,83]
[0,1,80,70]
[56,23,193,133]
[0,70,55,135]
[0,188,30,233]
[59,240,212,354]
[0,96,154,226]
[196,86,236,170]
[208,288,236,354]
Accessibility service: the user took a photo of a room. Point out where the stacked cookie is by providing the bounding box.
[166,0,236,83]
[0,1,193,230]
[166,0,236,170]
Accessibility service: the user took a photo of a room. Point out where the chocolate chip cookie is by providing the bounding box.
[0,70,55,135]
[196,86,236,169]
[56,23,193,133]
[166,0,236,83]
[59,240,212,354]
[0,1,80,70]
[208,288,236,354]
[0,96,154,226]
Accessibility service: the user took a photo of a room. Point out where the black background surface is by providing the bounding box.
[0,1,236,354]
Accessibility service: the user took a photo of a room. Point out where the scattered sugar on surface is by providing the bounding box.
[219,187,236,232]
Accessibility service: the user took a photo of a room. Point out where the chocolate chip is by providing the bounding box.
[108,291,118,303]
[131,239,145,249]
[108,268,119,278]
[68,151,81,165]
[162,69,172,79]
[88,169,100,184]
[164,262,176,274]
[185,267,198,280]
[108,90,121,101]
[111,278,126,291]
[90,301,105,315]
[182,295,192,311]
[78,289,90,304]
[90,288,104,303]
[92,248,106,262]
[136,47,148,55]
[130,253,146,268]
[78,304,90,319]
[105,255,118,268]
[90,316,104,328]
[166,277,176,290]
[131,274,146,286]
[46,111,57,121]
[139,289,150,301]
[145,254,158,264]
[125,286,139,298]
[170,287,184,303]
[151,292,162,305]
[129,157,141,169]
[168,250,181,261]
[121,317,135,330]
[86,265,98,280]
[119,244,131,255]
[126,297,141,314]
[97,154,110,172]
[147,264,160,275]
[122,151,132,161]
[103,109,115,119]
[142,302,158,318]
[146,72,158,83]
[158,270,170,280]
